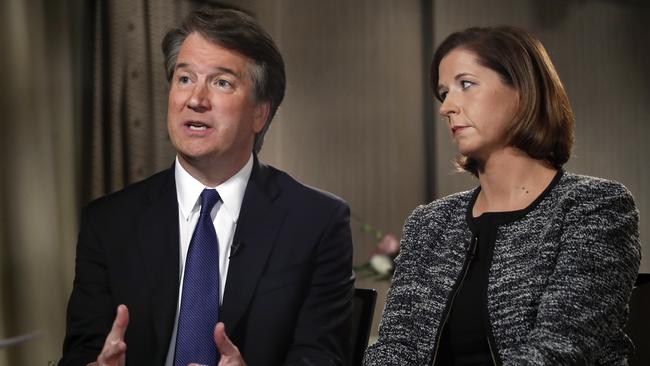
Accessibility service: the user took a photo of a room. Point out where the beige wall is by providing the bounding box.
[253,0,428,266]
[433,0,650,272]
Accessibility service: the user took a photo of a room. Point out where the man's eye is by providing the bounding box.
[216,79,232,88]
[178,76,191,84]
[461,80,474,89]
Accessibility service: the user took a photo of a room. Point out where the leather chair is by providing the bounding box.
[349,288,377,366]
[626,273,650,365]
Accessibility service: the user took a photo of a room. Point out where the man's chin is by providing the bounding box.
[177,151,219,164]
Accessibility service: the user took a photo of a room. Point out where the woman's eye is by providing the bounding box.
[439,90,448,101]
[461,80,474,89]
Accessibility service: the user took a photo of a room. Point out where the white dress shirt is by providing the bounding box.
[164,154,253,366]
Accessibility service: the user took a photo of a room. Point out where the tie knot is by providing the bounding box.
[200,189,221,216]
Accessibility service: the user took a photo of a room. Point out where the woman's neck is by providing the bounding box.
[473,147,557,216]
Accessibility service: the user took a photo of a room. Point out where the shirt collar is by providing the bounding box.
[175,154,253,223]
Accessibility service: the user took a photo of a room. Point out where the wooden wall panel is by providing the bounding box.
[256,0,427,257]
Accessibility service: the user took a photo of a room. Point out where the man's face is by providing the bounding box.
[167,32,268,170]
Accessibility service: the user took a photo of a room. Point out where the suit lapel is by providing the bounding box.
[220,158,287,332]
[135,168,180,362]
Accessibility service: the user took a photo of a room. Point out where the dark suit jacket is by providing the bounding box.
[60,158,354,366]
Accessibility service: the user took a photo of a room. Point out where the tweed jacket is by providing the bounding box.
[364,172,641,365]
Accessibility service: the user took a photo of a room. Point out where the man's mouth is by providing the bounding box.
[186,121,209,131]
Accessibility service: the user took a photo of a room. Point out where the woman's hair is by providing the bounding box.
[430,26,574,176]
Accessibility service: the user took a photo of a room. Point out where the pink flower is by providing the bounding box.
[377,234,400,258]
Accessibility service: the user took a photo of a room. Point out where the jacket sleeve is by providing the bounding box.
[59,205,116,366]
[283,201,355,366]
[505,183,641,365]
[363,205,430,365]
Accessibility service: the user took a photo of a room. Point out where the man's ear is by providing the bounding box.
[253,101,270,133]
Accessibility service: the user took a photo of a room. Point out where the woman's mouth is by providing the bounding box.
[451,126,468,135]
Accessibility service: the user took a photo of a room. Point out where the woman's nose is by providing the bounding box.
[438,94,459,118]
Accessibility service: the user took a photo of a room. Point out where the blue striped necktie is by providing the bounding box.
[174,188,221,366]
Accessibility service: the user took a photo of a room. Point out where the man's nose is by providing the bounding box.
[187,83,210,112]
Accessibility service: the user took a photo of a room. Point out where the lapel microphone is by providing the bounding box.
[230,241,244,258]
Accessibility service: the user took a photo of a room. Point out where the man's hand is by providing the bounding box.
[87,304,129,366]
[215,322,246,366]
[189,322,246,366]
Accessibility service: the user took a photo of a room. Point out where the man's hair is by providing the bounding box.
[162,8,286,154]
[430,26,574,176]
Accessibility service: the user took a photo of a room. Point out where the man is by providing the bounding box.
[60,8,354,366]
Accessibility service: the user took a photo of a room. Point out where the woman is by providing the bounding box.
[364,26,640,365]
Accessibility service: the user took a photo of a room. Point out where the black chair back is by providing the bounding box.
[626,273,650,366]
[350,288,377,366]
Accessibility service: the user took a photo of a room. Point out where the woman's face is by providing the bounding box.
[437,48,519,163]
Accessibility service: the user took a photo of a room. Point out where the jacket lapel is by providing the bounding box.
[220,158,287,332]
[135,168,180,362]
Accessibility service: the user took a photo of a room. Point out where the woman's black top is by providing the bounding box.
[435,171,562,366]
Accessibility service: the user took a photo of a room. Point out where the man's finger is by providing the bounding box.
[106,305,129,343]
[98,340,127,362]
[214,322,238,356]
[95,305,129,366]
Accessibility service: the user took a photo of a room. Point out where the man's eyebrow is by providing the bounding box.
[174,63,242,78]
